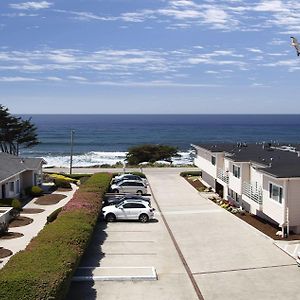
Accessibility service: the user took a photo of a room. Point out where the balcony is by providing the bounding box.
[242,182,263,205]
[217,168,229,184]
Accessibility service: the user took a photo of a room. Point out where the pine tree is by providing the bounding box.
[0,104,39,155]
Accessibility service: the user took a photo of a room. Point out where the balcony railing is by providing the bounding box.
[217,168,229,184]
[242,182,263,205]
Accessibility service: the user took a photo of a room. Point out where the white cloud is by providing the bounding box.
[0,76,39,82]
[9,1,53,10]
[46,76,62,81]
[247,48,263,53]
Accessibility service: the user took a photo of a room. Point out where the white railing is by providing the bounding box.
[217,168,229,184]
[242,182,263,205]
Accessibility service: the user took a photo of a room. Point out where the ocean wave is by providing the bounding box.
[42,150,194,168]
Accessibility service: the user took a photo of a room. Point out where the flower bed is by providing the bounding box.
[0,172,112,300]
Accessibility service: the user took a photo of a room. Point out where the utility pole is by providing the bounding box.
[70,130,75,175]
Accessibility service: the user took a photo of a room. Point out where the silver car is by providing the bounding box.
[110,180,147,195]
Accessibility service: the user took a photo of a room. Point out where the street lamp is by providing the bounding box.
[70,130,75,175]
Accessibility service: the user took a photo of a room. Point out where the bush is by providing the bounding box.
[25,186,43,197]
[180,171,202,177]
[48,173,78,184]
[11,199,22,210]
[0,198,13,206]
[46,207,62,224]
[0,172,112,300]
[54,179,72,189]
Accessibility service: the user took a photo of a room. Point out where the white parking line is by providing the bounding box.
[72,266,157,282]
[155,209,222,216]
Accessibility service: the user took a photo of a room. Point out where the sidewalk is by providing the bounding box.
[0,184,77,269]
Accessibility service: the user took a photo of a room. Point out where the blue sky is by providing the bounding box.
[0,0,299,114]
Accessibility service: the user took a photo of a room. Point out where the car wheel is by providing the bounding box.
[106,213,116,222]
[113,189,119,193]
[139,214,149,223]
[136,190,143,195]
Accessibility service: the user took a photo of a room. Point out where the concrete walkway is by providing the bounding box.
[0,184,77,268]
[145,169,300,300]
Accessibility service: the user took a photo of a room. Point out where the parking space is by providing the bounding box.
[66,193,199,300]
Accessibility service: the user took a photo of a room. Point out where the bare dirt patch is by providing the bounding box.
[0,247,12,258]
[0,232,24,240]
[34,194,66,205]
[236,212,300,241]
[184,177,207,192]
[9,216,33,228]
[21,208,45,214]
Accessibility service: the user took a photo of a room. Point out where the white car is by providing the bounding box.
[110,180,147,195]
[102,200,155,223]
[113,173,147,185]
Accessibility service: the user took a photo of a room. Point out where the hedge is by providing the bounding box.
[180,171,202,177]
[0,172,112,300]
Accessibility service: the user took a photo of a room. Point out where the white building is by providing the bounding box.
[193,143,300,235]
[0,152,45,199]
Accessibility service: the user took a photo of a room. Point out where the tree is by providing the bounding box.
[126,144,179,165]
[0,104,39,155]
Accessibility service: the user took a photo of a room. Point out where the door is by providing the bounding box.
[118,203,134,219]
[1,184,6,199]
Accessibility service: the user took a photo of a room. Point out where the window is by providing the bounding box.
[122,203,133,209]
[233,165,240,178]
[269,183,283,204]
[211,156,216,166]
[9,182,14,192]
[122,203,145,209]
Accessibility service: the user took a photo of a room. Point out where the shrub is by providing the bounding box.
[180,171,202,177]
[0,198,13,206]
[25,186,43,197]
[54,179,72,189]
[46,207,62,224]
[0,172,112,300]
[48,173,78,184]
[11,199,22,210]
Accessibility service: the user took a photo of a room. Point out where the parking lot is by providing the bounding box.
[67,168,300,300]
[66,192,199,300]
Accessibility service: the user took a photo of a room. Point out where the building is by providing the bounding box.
[0,152,46,199]
[193,143,300,235]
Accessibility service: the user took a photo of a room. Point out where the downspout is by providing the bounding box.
[283,179,289,237]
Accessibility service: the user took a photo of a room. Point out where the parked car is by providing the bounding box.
[104,194,151,206]
[110,180,147,195]
[102,200,155,223]
[112,174,147,185]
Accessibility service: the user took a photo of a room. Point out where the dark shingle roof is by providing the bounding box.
[195,143,300,178]
[0,152,45,182]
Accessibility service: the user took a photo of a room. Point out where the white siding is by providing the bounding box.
[194,148,217,179]
[262,176,285,225]
[286,179,300,227]
[1,174,21,199]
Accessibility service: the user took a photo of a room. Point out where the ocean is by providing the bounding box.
[18,114,300,168]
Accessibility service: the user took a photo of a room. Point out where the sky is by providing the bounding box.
[0,0,300,114]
